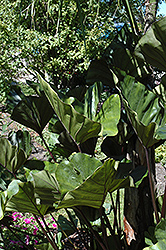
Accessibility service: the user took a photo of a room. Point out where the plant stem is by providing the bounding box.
[75,207,107,250]
[5,225,32,250]
[103,211,122,250]
[110,193,118,233]
[39,133,57,163]
[145,147,159,223]
[100,207,109,250]
[33,214,59,250]
[161,185,166,219]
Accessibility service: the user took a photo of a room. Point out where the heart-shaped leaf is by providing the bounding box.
[58,158,129,209]
[11,94,54,134]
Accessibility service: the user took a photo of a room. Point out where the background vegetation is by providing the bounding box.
[0,0,166,250]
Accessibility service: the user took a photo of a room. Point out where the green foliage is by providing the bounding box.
[135,16,166,72]
[1,1,166,249]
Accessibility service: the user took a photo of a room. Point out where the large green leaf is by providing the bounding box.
[32,170,61,206]
[104,24,151,83]
[0,138,27,173]
[144,239,166,250]
[144,219,166,250]
[8,130,32,157]
[120,76,163,126]
[11,94,54,134]
[119,76,165,147]
[38,74,101,144]
[57,158,129,209]
[135,16,166,72]
[84,82,103,120]
[122,98,158,147]
[56,153,102,196]
[6,181,49,215]
[95,94,121,136]
[0,191,7,220]
[86,58,116,87]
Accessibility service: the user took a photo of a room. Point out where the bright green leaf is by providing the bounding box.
[58,159,129,209]
[96,94,121,136]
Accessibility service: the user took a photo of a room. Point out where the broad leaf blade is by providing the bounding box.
[56,153,102,196]
[84,82,103,120]
[58,159,129,209]
[6,181,49,215]
[96,94,121,136]
[122,98,158,147]
[120,76,163,126]
[32,170,61,206]
[135,17,166,72]
[38,74,101,144]
[11,94,54,134]
[87,59,116,87]
[0,138,27,173]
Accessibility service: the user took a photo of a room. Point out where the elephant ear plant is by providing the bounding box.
[0,73,138,250]
[87,16,166,250]
[1,15,166,250]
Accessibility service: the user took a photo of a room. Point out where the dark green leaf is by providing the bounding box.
[135,17,166,72]
[6,181,49,215]
[38,74,101,144]
[84,82,103,120]
[0,138,27,173]
[32,170,61,206]
[56,153,102,196]
[11,94,54,134]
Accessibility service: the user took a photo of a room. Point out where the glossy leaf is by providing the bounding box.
[38,74,101,144]
[84,82,103,120]
[0,191,7,220]
[135,17,166,72]
[143,240,166,250]
[104,24,151,83]
[122,98,158,147]
[6,181,49,215]
[58,158,129,209]
[11,94,54,134]
[119,76,165,147]
[0,138,27,173]
[8,130,32,157]
[32,170,61,206]
[120,75,163,126]
[95,94,121,136]
[56,153,102,196]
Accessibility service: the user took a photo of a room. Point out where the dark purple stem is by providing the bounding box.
[33,214,58,250]
[161,185,166,219]
[145,147,159,223]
